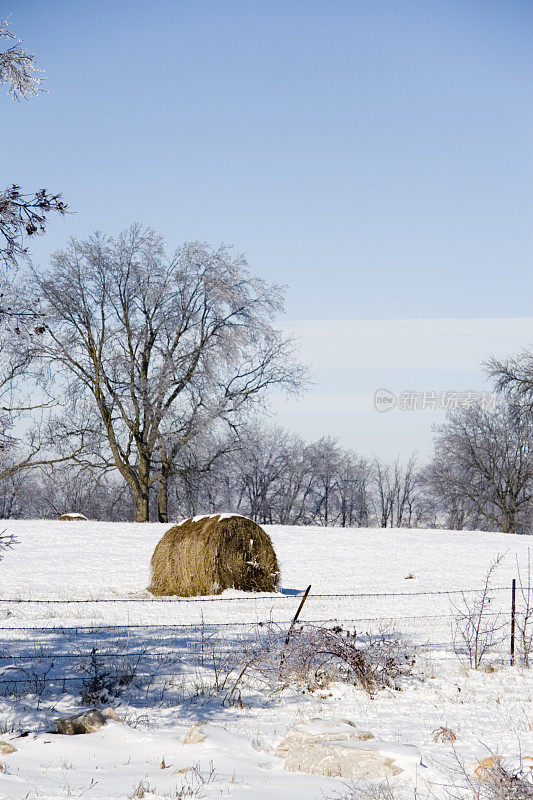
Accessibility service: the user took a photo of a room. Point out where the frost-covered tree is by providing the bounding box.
[488,349,533,410]
[0,16,67,272]
[427,400,533,534]
[0,291,67,476]
[336,453,371,528]
[371,455,428,528]
[231,424,305,524]
[168,424,372,528]
[0,14,43,100]
[0,15,67,476]
[0,185,67,272]
[33,226,307,522]
[21,464,132,521]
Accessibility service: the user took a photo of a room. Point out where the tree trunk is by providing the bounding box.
[135,452,151,522]
[134,490,149,523]
[501,515,515,534]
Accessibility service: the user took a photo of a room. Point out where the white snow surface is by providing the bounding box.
[0,520,531,799]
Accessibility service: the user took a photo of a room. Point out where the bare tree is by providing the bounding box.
[164,424,373,528]
[373,458,393,528]
[0,15,44,100]
[392,455,419,527]
[333,452,371,528]
[33,226,307,521]
[157,424,238,522]
[0,185,67,273]
[271,435,314,525]
[20,464,131,521]
[231,424,296,524]
[305,437,343,526]
[0,471,25,517]
[424,454,473,530]
[488,349,533,408]
[371,455,427,528]
[227,429,371,528]
[428,401,533,534]
[0,15,68,493]
[0,17,67,273]
[451,554,507,668]
[0,301,67,478]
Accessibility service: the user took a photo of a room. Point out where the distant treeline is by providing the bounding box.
[2,398,532,534]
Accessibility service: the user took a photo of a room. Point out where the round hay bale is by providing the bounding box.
[149,514,280,597]
[57,513,88,521]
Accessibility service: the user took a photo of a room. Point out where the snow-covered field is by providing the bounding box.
[0,520,531,800]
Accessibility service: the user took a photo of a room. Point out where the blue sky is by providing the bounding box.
[3,1,532,457]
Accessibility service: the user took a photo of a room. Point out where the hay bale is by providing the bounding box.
[58,513,88,521]
[149,514,280,597]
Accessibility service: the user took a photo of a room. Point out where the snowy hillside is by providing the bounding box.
[0,520,531,800]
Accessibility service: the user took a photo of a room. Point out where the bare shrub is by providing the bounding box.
[0,717,16,734]
[448,752,533,800]
[79,648,117,705]
[273,623,414,694]
[451,554,507,669]
[324,778,398,800]
[422,744,533,800]
[78,647,154,705]
[176,622,414,706]
[474,758,533,800]
[0,660,54,702]
[206,622,416,699]
[129,779,153,799]
[516,551,533,667]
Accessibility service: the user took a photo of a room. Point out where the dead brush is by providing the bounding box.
[472,758,533,800]
[436,746,533,800]
[250,622,415,696]
[432,726,458,743]
[324,778,398,800]
[77,647,169,705]
[325,750,533,800]
[451,554,507,670]
[176,622,415,705]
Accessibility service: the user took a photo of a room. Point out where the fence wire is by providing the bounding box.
[0,583,521,696]
[0,586,512,603]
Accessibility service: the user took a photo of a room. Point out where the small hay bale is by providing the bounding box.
[149,514,280,597]
[57,513,88,521]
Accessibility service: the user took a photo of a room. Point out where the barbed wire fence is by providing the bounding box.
[0,583,525,699]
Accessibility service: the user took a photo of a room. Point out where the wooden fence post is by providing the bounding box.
[285,585,312,646]
[279,585,311,679]
[510,578,516,666]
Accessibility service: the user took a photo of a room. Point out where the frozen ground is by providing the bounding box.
[0,520,531,799]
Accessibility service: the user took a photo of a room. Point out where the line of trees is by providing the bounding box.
[0,424,415,527]
[2,396,533,533]
[4,291,533,531]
